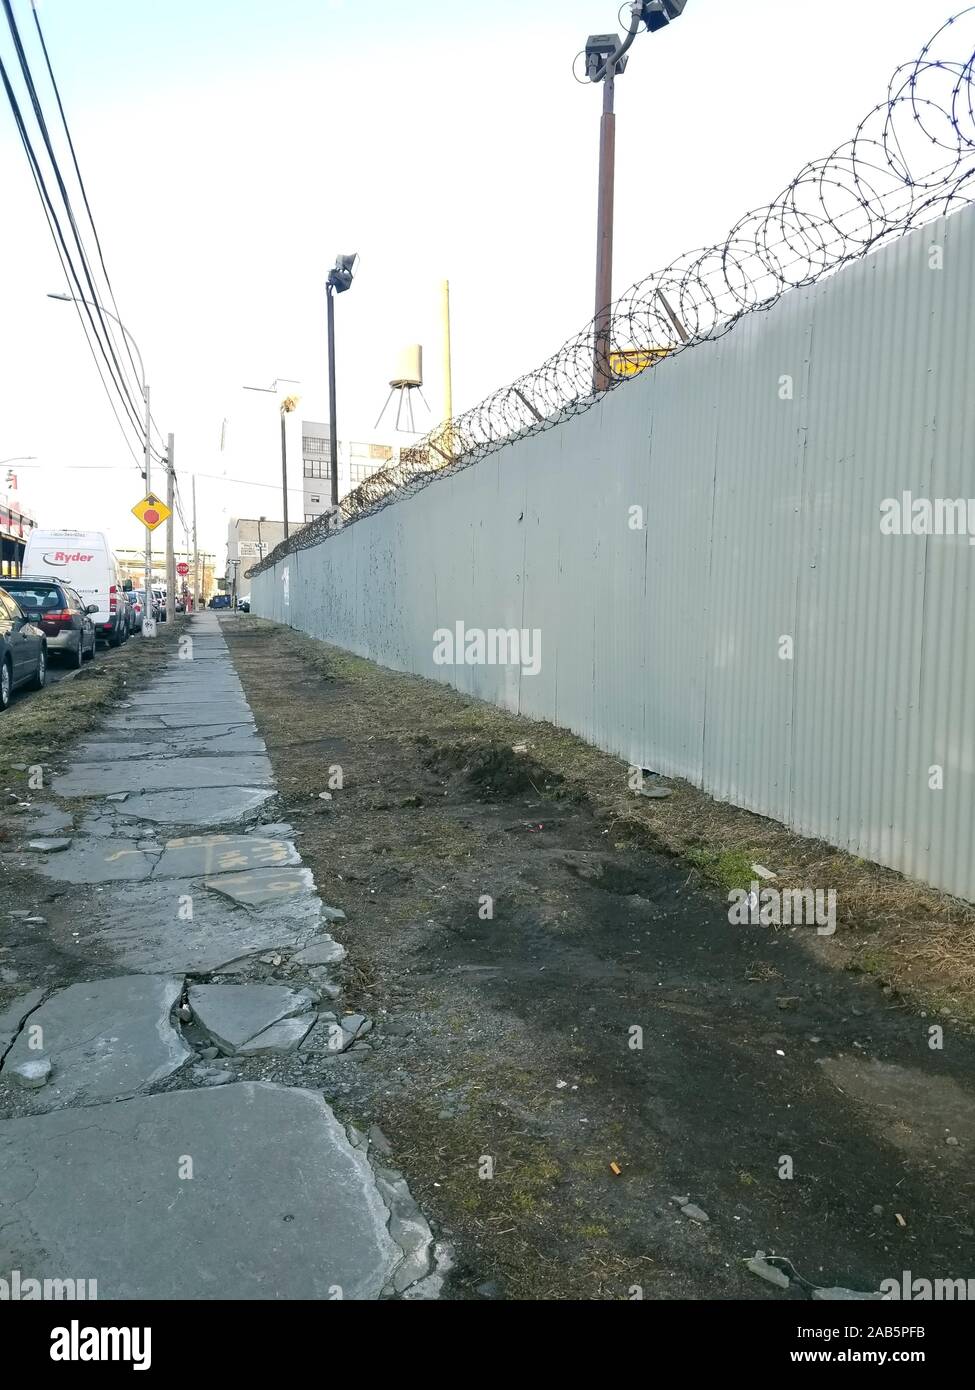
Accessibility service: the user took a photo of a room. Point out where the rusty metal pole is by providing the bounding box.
[593,62,617,394]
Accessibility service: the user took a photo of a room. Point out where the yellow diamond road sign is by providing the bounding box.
[132,493,172,532]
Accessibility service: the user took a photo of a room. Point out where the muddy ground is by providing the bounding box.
[213,615,975,1301]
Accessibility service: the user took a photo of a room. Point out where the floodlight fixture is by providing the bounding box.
[642,0,687,34]
[327,253,359,293]
[585,33,629,82]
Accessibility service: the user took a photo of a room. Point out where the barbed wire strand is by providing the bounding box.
[251,7,975,578]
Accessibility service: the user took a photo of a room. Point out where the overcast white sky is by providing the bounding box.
[0,0,948,567]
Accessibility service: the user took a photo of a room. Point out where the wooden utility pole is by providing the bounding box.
[192,474,199,611]
[165,434,176,624]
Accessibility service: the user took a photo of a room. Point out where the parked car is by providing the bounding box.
[209,594,231,609]
[0,585,47,711]
[21,529,128,647]
[127,589,146,632]
[238,595,251,613]
[152,587,167,622]
[0,577,97,668]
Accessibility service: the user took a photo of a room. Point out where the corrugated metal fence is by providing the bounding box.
[253,206,975,902]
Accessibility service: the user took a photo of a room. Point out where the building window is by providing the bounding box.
[303,436,331,456]
[349,460,382,485]
[305,513,318,523]
[303,459,331,479]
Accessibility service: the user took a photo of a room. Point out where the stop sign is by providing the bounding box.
[177,562,189,576]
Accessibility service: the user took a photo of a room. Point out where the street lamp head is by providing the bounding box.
[47,292,73,302]
[642,0,688,33]
[585,34,628,81]
[327,253,359,293]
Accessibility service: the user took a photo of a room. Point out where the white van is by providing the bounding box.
[21,530,129,647]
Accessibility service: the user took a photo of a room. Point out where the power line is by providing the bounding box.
[29,0,147,424]
[0,53,147,473]
[0,0,159,461]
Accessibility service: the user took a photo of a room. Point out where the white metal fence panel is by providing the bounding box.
[253,206,975,902]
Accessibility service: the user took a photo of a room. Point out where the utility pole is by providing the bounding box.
[192,474,199,612]
[165,434,176,624]
[144,385,153,617]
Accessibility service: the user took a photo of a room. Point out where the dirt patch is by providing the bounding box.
[221,615,975,1301]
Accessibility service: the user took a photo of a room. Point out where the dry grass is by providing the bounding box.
[0,619,188,770]
[235,616,975,1022]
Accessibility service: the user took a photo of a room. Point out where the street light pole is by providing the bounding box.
[242,378,299,535]
[325,254,359,520]
[593,62,617,394]
[584,3,689,393]
[280,410,290,539]
[326,284,338,512]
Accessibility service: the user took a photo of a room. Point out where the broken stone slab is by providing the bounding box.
[680,1203,710,1223]
[341,1015,371,1047]
[72,732,266,761]
[22,806,73,834]
[34,839,158,884]
[0,988,45,1053]
[236,1013,317,1056]
[53,754,274,798]
[202,865,316,911]
[321,905,346,922]
[1,975,191,1112]
[746,1255,792,1290]
[109,786,275,827]
[372,1165,435,1294]
[368,1125,393,1157]
[154,834,300,879]
[123,694,251,714]
[191,1064,234,1087]
[26,838,72,853]
[11,1056,52,1089]
[0,1083,404,1299]
[291,939,347,967]
[299,1016,347,1054]
[187,983,316,1055]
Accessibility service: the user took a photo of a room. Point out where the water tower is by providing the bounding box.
[375,344,430,433]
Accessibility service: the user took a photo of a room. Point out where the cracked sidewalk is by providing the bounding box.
[0,613,442,1300]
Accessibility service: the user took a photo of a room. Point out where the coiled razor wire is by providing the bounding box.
[251,7,975,577]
